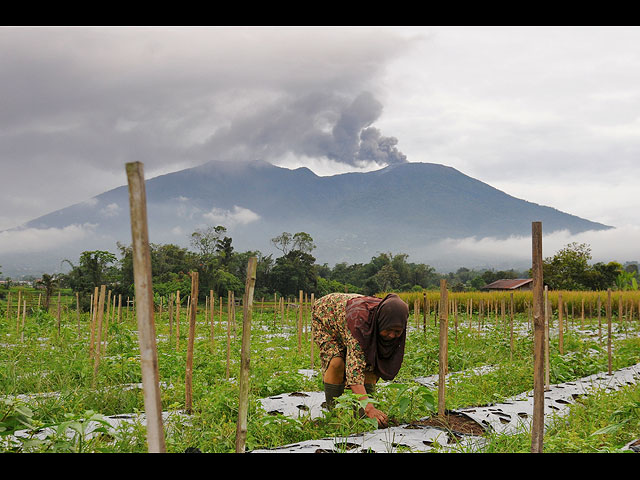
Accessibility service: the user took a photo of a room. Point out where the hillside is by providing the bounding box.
[2,160,610,276]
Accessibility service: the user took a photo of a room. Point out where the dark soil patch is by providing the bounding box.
[409,412,486,437]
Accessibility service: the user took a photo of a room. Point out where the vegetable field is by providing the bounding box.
[2,285,639,453]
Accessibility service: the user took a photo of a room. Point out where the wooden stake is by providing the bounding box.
[297,290,303,353]
[544,286,550,391]
[20,299,26,342]
[92,285,106,388]
[89,286,99,359]
[558,293,564,355]
[210,289,215,351]
[175,290,181,351]
[235,256,257,453]
[531,221,544,453]
[597,294,602,343]
[510,292,514,361]
[226,291,232,380]
[438,279,448,419]
[310,293,315,368]
[126,161,166,453]
[607,288,612,375]
[56,290,62,336]
[76,292,81,334]
[185,271,198,414]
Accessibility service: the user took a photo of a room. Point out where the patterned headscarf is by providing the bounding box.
[345,293,409,381]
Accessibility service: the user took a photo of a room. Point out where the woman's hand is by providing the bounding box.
[364,402,388,428]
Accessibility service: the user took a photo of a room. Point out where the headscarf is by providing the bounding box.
[345,293,409,380]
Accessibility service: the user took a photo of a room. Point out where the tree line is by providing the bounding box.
[2,230,637,312]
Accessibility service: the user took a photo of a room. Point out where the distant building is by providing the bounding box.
[481,278,533,291]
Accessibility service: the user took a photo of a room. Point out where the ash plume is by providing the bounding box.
[197,91,407,169]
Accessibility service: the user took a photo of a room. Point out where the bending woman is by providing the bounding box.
[312,292,409,427]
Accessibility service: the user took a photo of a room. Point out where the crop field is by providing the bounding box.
[1,286,640,453]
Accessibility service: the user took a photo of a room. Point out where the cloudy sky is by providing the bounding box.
[2,26,640,267]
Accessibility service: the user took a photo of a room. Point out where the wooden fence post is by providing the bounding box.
[558,293,564,355]
[530,221,544,453]
[607,288,612,375]
[126,161,166,453]
[92,284,106,388]
[185,271,199,414]
[235,256,257,453]
[438,279,448,419]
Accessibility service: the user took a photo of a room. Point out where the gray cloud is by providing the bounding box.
[0,27,417,229]
[194,91,407,168]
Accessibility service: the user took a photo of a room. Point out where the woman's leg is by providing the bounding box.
[323,356,346,409]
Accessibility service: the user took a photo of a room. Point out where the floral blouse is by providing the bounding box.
[312,292,372,386]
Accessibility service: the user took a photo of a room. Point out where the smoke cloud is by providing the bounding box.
[195,91,407,169]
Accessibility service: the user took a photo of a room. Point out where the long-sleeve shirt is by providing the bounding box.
[312,292,371,386]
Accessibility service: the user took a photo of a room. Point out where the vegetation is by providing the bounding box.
[1,285,639,453]
[2,233,639,453]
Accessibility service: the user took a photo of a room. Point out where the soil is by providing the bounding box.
[408,412,486,437]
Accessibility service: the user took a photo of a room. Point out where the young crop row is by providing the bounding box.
[1,285,639,453]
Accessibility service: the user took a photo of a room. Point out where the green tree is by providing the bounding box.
[374,264,400,292]
[36,273,60,311]
[63,250,119,310]
[292,232,316,254]
[271,250,317,297]
[190,225,227,257]
[271,232,293,255]
[583,262,623,290]
[542,242,592,290]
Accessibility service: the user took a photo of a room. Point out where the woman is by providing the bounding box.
[312,292,409,427]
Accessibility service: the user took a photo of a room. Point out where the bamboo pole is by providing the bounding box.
[558,293,564,355]
[297,290,303,353]
[89,286,99,359]
[56,290,62,336]
[210,289,215,351]
[16,290,21,334]
[438,279,448,419]
[185,271,199,415]
[168,293,174,344]
[607,288,612,375]
[235,256,257,453]
[510,292,514,360]
[544,286,550,391]
[20,299,26,342]
[310,293,315,368]
[76,292,81,334]
[597,294,602,343]
[530,221,544,453]
[226,291,232,380]
[126,161,166,453]
[175,290,181,351]
[5,292,10,323]
[92,285,106,388]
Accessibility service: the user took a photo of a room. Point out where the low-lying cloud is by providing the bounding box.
[202,205,260,227]
[0,223,98,255]
[426,225,640,271]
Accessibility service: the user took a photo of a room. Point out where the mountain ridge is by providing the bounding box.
[2,160,611,276]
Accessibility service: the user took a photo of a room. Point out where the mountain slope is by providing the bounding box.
[5,160,611,275]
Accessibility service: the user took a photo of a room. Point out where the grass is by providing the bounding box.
[1,292,640,453]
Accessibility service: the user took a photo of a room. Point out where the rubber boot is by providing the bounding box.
[323,382,345,410]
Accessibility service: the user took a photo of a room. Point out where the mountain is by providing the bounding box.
[2,160,611,276]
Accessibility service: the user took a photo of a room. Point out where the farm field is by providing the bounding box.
[1,287,640,453]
